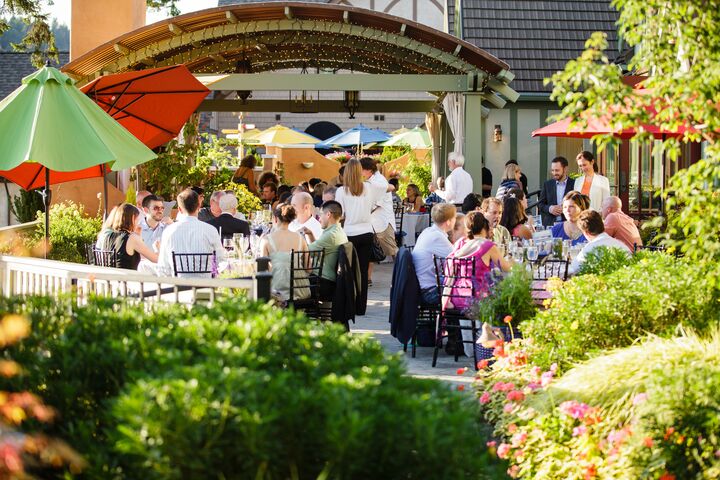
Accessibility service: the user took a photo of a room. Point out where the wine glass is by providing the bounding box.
[527,245,538,262]
[223,238,234,255]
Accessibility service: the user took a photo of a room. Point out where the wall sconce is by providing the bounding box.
[493,124,503,142]
[344,91,360,119]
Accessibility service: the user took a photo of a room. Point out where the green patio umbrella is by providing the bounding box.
[381,126,432,149]
[0,66,157,254]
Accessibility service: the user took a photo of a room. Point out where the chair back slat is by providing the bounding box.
[289,249,324,300]
[534,258,569,281]
[172,252,217,277]
[87,245,118,268]
[433,255,478,310]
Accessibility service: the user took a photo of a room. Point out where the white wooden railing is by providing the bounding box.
[0,255,272,305]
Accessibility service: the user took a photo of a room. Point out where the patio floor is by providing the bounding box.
[350,261,475,388]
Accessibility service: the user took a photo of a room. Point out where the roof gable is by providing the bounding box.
[0,52,69,99]
[449,0,620,94]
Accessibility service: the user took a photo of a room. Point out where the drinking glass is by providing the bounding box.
[562,240,572,259]
[527,245,538,262]
[223,238,234,253]
[512,247,524,263]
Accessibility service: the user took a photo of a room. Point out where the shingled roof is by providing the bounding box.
[0,52,69,99]
[448,0,620,94]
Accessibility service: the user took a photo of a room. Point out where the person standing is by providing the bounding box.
[427,152,473,205]
[232,155,258,194]
[495,164,523,200]
[481,166,493,198]
[601,196,642,251]
[335,158,389,315]
[575,151,610,212]
[360,157,397,286]
[538,156,576,226]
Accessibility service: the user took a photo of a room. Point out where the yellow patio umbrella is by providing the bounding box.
[390,126,410,135]
[249,125,319,145]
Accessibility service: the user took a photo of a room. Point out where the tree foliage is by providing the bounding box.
[0,0,179,67]
[548,0,720,265]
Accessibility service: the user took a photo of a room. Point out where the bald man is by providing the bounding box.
[601,196,642,251]
[289,191,323,239]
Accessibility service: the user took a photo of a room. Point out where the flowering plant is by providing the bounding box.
[325,151,352,163]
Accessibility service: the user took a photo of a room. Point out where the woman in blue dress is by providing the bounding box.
[551,191,591,246]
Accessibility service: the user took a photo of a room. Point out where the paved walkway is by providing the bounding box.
[350,262,475,387]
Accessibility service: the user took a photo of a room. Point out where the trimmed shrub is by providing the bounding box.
[522,252,720,369]
[1,296,492,479]
[576,245,635,276]
[476,331,720,480]
[470,265,536,328]
[29,201,102,263]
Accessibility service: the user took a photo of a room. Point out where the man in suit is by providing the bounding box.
[208,193,250,240]
[538,156,575,226]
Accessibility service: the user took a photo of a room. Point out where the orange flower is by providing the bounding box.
[457,384,465,392]
[643,437,654,448]
[476,359,489,369]
[503,315,513,324]
[664,427,675,441]
[456,367,468,375]
[658,473,675,480]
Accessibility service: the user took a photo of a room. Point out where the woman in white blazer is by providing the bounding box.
[575,151,610,212]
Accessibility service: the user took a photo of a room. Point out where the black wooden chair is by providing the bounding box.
[171,252,217,277]
[288,249,325,318]
[85,243,118,267]
[431,255,479,368]
[394,205,405,247]
[634,243,666,253]
[534,258,570,281]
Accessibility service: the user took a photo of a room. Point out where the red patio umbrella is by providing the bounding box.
[0,163,107,191]
[80,65,210,149]
[532,90,692,139]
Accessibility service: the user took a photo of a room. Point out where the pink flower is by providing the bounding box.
[506,390,525,402]
[503,403,515,413]
[456,367,468,375]
[496,443,511,459]
[607,427,632,446]
[492,382,505,392]
[527,381,542,390]
[457,384,465,392]
[550,363,558,373]
[480,392,491,404]
[573,425,588,437]
[632,393,648,405]
[511,432,528,447]
[507,423,518,433]
[531,366,542,377]
[507,465,520,478]
[541,371,554,387]
[486,441,497,448]
[559,400,591,420]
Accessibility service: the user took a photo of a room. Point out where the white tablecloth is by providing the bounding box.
[401,213,430,247]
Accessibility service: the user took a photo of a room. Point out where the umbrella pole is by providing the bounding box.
[44,168,50,259]
[102,164,109,220]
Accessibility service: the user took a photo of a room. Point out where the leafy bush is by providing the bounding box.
[2,296,492,479]
[576,245,635,276]
[12,188,45,223]
[399,154,432,197]
[523,252,720,369]
[476,331,720,480]
[471,265,536,328]
[378,145,411,164]
[28,201,102,262]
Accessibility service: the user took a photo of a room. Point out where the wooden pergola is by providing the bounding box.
[63,2,518,181]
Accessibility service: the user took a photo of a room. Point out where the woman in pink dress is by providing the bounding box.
[443,212,513,312]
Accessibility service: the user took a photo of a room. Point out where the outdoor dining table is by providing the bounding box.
[401,212,430,247]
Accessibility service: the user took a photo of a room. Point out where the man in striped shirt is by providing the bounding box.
[156,188,226,277]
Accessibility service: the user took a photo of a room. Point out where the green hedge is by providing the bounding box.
[523,252,720,369]
[1,296,493,479]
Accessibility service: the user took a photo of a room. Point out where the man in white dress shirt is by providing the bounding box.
[289,192,324,240]
[411,203,457,305]
[157,188,226,277]
[428,152,473,204]
[569,210,631,275]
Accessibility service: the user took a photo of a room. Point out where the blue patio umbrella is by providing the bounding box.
[316,124,391,151]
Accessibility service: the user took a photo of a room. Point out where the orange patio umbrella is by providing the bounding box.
[80,64,210,149]
[0,163,107,191]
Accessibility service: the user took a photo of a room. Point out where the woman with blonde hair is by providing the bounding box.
[99,203,158,270]
[335,158,389,315]
[495,163,522,200]
[404,184,423,212]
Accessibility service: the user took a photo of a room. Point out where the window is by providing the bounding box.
[275,114,281,121]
